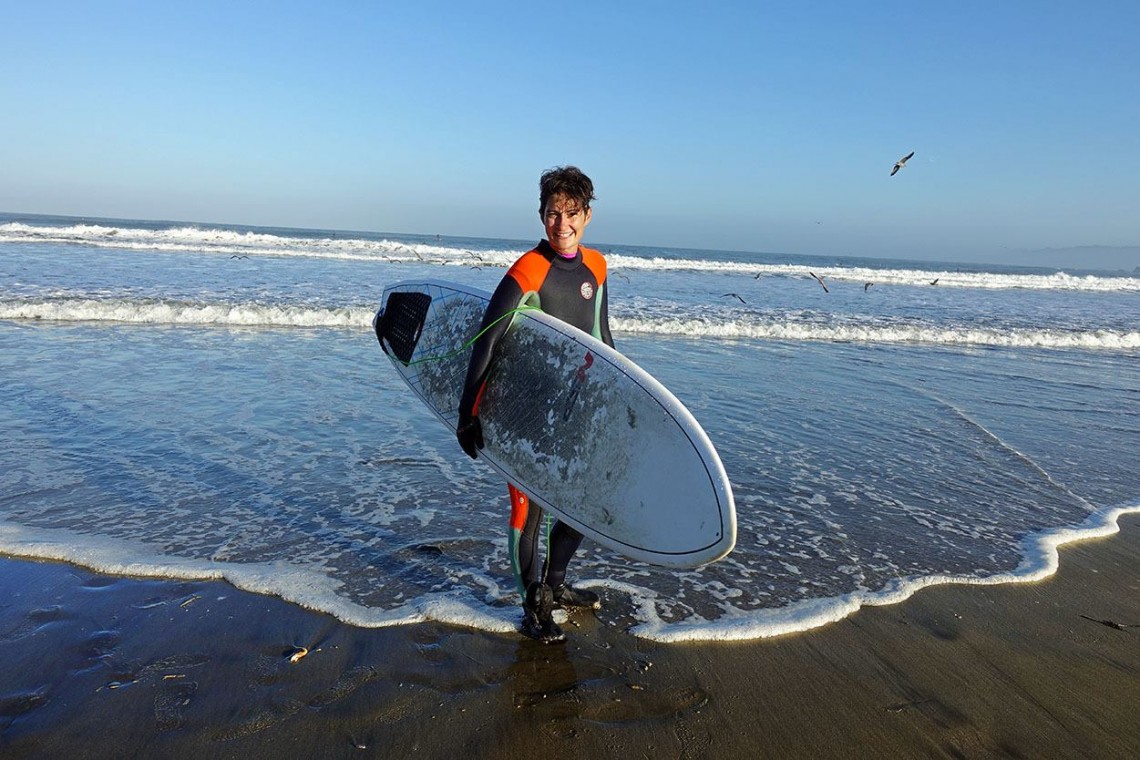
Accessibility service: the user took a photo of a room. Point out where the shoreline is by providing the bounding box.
[4,502,1138,645]
[2,515,1138,758]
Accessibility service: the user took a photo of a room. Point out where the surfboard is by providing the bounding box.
[373,279,736,568]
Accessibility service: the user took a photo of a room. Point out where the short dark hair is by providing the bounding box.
[539,166,595,213]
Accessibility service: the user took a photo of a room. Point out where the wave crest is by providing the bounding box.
[4,296,1136,349]
[3,221,1136,292]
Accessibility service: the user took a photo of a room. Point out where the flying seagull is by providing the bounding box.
[721,292,747,304]
[891,151,915,176]
[809,272,829,293]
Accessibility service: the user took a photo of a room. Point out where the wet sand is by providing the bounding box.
[2,515,1138,759]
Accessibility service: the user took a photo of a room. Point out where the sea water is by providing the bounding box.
[1,213,1137,642]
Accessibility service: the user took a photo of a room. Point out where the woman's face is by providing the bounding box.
[542,193,592,256]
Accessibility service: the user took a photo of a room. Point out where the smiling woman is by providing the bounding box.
[454,165,622,643]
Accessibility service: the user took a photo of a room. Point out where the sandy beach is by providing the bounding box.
[0,515,1135,759]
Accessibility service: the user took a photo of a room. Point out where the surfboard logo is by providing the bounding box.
[579,281,594,300]
[563,351,594,421]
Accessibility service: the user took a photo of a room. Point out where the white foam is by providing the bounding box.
[0,298,373,328]
[605,254,1140,291]
[3,297,1137,349]
[0,222,523,266]
[2,504,1136,643]
[3,221,1136,292]
[625,502,1140,642]
[0,520,518,634]
[612,315,1140,350]
[668,259,1140,292]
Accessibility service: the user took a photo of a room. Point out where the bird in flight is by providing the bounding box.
[809,272,829,293]
[721,293,747,304]
[891,151,915,176]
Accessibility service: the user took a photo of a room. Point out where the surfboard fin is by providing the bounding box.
[375,291,432,364]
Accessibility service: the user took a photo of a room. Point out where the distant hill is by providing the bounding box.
[1006,246,1140,273]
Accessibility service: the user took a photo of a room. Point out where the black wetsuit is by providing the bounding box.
[458,240,614,596]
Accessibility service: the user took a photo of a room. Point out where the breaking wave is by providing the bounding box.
[3,296,1136,349]
[3,221,1137,292]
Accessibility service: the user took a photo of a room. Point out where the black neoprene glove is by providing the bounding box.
[456,412,484,459]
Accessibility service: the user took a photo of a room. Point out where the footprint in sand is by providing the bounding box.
[307,666,380,709]
[73,629,121,664]
[154,680,198,731]
[0,605,68,643]
[211,698,306,741]
[0,687,50,722]
[579,684,710,724]
[673,712,715,759]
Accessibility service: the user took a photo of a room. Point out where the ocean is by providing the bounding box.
[2,212,1137,642]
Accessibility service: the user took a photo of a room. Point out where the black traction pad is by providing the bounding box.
[375,290,432,364]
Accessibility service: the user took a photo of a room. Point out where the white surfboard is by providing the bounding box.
[373,279,735,568]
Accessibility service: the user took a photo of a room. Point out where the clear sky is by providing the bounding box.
[3,1,1138,265]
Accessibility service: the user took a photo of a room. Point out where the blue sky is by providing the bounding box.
[3,1,1138,265]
